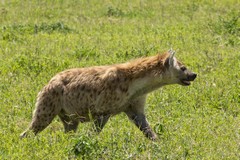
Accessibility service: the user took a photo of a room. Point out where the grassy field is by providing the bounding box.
[0,0,239,159]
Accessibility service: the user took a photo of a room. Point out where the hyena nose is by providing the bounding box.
[188,73,197,81]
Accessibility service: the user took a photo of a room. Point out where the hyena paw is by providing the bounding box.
[149,133,158,141]
[144,129,158,141]
[20,130,31,139]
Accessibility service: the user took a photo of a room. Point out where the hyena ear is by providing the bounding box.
[164,49,176,67]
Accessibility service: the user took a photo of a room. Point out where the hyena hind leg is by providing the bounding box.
[58,110,79,133]
[20,108,60,138]
[20,95,62,138]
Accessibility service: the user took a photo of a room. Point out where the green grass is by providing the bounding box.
[0,0,239,159]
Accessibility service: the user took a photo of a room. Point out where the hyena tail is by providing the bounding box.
[20,80,64,138]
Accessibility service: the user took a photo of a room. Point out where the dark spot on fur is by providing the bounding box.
[52,90,58,96]
[120,85,128,93]
[49,102,53,107]
[94,77,100,81]
[52,103,56,109]
[116,77,120,82]
[81,85,85,90]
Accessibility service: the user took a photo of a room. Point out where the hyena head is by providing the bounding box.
[164,50,197,86]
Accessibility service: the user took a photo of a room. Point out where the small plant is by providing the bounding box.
[0,22,74,38]
[209,11,240,46]
[154,123,164,136]
[73,135,100,159]
[106,6,124,17]
[34,22,73,34]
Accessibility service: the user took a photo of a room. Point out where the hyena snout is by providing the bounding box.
[187,72,197,81]
[179,71,197,86]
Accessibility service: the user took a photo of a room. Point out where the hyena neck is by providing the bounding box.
[118,53,170,99]
[128,75,168,99]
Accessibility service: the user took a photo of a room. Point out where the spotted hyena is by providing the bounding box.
[20,50,197,140]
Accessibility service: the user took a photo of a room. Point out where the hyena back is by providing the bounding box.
[20,51,197,140]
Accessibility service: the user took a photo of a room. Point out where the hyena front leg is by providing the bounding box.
[58,110,79,133]
[93,115,110,133]
[125,110,157,140]
[125,96,157,140]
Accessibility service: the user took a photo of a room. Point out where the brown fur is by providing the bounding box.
[20,52,197,140]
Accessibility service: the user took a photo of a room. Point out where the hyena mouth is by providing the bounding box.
[180,79,191,86]
[180,73,197,86]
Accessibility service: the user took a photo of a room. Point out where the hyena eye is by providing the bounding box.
[180,66,186,71]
